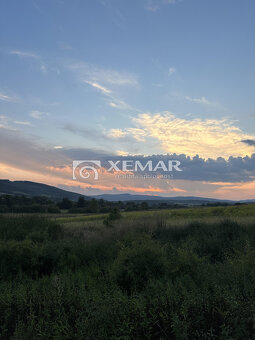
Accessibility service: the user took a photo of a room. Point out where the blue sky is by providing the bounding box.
[0,0,255,199]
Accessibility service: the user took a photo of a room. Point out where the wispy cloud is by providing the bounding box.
[10,50,51,75]
[185,95,226,110]
[0,115,7,128]
[69,61,139,112]
[185,96,213,105]
[0,91,17,103]
[85,81,112,94]
[69,62,138,88]
[10,50,39,59]
[0,115,17,130]
[29,110,49,119]
[108,98,134,111]
[170,92,225,110]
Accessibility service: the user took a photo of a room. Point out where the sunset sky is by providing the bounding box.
[0,0,255,199]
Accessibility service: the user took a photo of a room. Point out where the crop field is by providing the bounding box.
[0,204,255,339]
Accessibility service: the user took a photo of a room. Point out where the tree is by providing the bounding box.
[59,198,73,210]
[77,196,86,208]
[88,198,98,213]
[141,202,149,210]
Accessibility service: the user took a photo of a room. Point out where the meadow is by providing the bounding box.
[0,204,255,339]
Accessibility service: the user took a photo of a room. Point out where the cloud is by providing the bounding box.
[108,129,127,139]
[0,115,17,130]
[0,91,17,102]
[0,128,254,199]
[85,81,112,94]
[185,96,214,106]
[84,81,134,111]
[0,115,7,129]
[106,111,255,159]
[108,98,134,110]
[241,139,255,147]
[69,61,139,112]
[168,67,176,76]
[69,62,138,88]
[108,128,147,142]
[170,92,224,110]
[14,121,32,126]
[29,110,48,119]
[10,50,51,75]
[10,50,39,59]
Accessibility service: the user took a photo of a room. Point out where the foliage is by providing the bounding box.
[0,211,255,339]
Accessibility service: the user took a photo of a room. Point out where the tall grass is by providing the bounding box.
[0,207,255,339]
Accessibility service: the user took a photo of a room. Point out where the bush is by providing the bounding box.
[103,207,122,227]
[111,237,167,294]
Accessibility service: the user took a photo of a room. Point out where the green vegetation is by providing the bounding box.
[0,193,241,214]
[0,204,255,339]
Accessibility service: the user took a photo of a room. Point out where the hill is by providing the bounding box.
[92,193,234,205]
[0,180,88,201]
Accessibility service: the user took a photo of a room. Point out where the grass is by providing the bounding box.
[0,204,255,339]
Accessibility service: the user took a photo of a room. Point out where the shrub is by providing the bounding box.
[111,237,167,294]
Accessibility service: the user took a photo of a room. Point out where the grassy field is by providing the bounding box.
[0,204,255,339]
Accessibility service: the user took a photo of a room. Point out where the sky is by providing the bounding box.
[0,0,255,200]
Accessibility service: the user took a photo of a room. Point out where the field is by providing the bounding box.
[0,204,255,339]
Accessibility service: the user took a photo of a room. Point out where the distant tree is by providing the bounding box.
[77,196,86,208]
[141,202,149,210]
[59,197,73,210]
[88,198,99,213]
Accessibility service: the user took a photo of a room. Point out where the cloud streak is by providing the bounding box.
[9,50,39,59]
[69,61,139,112]
[85,81,112,94]
[0,91,17,102]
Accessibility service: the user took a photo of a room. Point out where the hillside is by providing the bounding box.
[0,180,88,201]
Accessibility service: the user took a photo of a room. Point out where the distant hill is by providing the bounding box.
[1,180,254,205]
[0,180,88,201]
[240,199,255,203]
[92,193,235,205]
